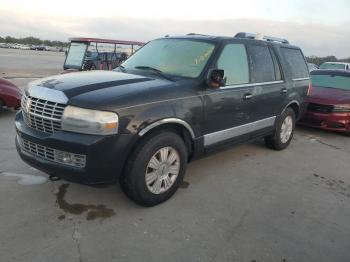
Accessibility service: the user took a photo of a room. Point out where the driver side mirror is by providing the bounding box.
[207,69,226,89]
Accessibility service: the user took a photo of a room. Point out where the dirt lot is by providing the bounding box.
[1,49,350,262]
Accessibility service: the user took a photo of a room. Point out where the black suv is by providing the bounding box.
[15,32,310,206]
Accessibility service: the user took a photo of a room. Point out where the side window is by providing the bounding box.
[217,44,249,85]
[281,48,309,79]
[248,45,276,82]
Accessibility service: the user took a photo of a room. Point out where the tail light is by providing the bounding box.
[307,82,312,96]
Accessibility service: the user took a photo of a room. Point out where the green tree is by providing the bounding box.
[0,35,68,47]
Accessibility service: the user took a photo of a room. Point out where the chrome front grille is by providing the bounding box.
[21,94,66,134]
[18,136,86,168]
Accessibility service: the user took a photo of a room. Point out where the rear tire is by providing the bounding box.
[265,108,296,150]
[121,131,188,207]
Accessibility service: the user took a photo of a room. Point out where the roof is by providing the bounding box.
[311,69,350,77]
[69,37,145,46]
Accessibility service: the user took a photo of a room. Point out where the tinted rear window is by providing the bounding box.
[248,45,276,82]
[311,73,350,90]
[281,48,308,79]
[319,63,346,70]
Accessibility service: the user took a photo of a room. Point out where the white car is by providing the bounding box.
[19,45,30,50]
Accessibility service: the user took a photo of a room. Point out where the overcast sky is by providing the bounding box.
[1,0,349,57]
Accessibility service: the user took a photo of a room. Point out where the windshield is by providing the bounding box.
[64,42,88,69]
[121,39,215,78]
[311,73,350,90]
[319,63,346,70]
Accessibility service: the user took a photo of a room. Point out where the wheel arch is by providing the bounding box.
[283,100,300,119]
[120,119,195,181]
[137,118,195,158]
[138,118,195,139]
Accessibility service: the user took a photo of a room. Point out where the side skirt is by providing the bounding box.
[203,116,276,147]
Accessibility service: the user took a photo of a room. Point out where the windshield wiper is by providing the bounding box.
[117,65,126,72]
[134,66,174,81]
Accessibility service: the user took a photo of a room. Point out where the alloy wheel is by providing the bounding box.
[145,146,180,194]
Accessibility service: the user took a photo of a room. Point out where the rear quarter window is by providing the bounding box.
[281,48,308,79]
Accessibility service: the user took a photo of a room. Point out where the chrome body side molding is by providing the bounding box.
[292,77,310,81]
[138,118,195,139]
[204,116,276,147]
[221,80,284,90]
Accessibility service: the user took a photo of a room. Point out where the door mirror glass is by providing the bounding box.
[207,69,225,89]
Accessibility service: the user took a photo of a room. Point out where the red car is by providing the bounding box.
[0,78,22,110]
[300,70,350,135]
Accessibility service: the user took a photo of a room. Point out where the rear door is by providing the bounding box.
[246,44,285,127]
[279,47,310,115]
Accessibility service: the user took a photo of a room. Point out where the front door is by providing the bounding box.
[202,43,255,148]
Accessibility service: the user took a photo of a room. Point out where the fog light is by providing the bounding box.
[62,153,74,164]
[54,150,86,167]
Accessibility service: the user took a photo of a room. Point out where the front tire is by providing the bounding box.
[343,132,350,137]
[121,131,188,207]
[0,99,5,112]
[265,108,296,150]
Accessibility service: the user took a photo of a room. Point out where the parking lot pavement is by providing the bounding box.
[1,56,350,262]
[0,48,65,78]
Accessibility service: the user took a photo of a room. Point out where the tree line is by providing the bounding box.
[0,36,69,47]
[306,56,350,66]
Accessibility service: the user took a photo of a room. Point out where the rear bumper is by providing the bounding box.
[15,112,136,184]
[300,111,350,132]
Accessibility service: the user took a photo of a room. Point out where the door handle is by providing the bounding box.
[281,88,287,94]
[243,93,253,100]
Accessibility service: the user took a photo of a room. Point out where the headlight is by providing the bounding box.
[333,105,350,112]
[62,106,118,135]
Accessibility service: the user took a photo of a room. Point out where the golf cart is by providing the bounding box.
[63,38,145,72]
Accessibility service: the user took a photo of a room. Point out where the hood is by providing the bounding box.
[307,86,350,105]
[27,71,154,98]
[26,71,196,111]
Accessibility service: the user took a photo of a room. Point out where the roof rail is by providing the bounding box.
[186,33,209,36]
[234,32,290,44]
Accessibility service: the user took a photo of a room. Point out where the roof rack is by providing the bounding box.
[234,32,290,44]
[186,33,210,36]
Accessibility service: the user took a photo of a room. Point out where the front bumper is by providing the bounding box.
[300,111,350,133]
[15,112,136,184]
